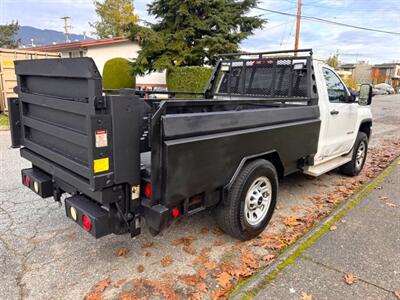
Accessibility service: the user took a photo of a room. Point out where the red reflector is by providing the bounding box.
[144,183,152,198]
[172,207,180,218]
[24,175,31,187]
[82,215,92,232]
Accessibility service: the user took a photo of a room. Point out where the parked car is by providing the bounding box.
[8,49,373,241]
[373,88,387,95]
[374,83,395,95]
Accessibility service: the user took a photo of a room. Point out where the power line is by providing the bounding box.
[255,6,400,35]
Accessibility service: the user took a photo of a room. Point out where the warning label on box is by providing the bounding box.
[95,130,108,148]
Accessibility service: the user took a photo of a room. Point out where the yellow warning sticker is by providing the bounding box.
[93,157,109,173]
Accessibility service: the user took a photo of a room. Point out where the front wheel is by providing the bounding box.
[216,159,278,240]
[340,132,368,176]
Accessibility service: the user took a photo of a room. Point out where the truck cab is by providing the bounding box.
[305,61,372,176]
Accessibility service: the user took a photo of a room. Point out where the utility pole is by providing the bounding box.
[294,0,302,56]
[61,16,71,43]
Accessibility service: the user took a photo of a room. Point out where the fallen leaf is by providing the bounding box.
[114,278,126,287]
[341,219,346,223]
[137,265,145,273]
[329,225,337,231]
[204,261,218,270]
[84,292,102,300]
[198,269,207,280]
[301,292,313,300]
[179,274,200,286]
[212,228,224,236]
[217,272,232,288]
[283,216,301,226]
[115,247,129,257]
[192,248,210,265]
[94,278,111,293]
[379,196,389,201]
[141,242,153,248]
[261,254,275,262]
[183,245,197,255]
[144,251,151,257]
[385,202,397,208]
[161,255,174,267]
[393,290,400,299]
[344,273,358,285]
[200,227,209,234]
[195,282,208,293]
[213,239,225,246]
[172,235,197,246]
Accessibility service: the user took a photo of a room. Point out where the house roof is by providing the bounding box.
[23,37,131,52]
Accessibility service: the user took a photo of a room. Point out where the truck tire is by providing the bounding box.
[216,159,278,240]
[340,132,368,176]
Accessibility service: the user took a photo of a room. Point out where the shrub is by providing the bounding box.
[166,66,213,98]
[102,57,135,89]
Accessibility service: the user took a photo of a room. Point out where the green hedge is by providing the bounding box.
[102,57,135,89]
[166,66,213,97]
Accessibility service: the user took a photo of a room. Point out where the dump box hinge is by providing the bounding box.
[94,96,107,110]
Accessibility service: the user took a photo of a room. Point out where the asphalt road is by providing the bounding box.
[0,95,399,300]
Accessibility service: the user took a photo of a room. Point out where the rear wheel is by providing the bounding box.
[216,159,278,240]
[340,132,368,176]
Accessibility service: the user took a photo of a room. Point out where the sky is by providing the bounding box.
[0,0,399,64]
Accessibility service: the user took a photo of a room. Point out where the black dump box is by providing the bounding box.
[9,49,321,238]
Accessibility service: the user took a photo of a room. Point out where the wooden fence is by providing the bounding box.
[0,48,60,113]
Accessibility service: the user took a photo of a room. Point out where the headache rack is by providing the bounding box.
[204,48,318,105]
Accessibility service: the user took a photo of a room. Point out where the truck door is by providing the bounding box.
[320,67,358,158]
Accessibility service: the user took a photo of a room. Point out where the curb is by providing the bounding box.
[230,157,400,300]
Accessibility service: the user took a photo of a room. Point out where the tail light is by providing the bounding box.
[171,207,180,218]
[144,183,152,198]
[24,175,31,187]
[82,215,92,232]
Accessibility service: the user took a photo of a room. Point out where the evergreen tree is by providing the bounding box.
[130,0,265,75]
[0,21,20,49]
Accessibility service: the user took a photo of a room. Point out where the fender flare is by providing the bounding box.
[224,150,282,191]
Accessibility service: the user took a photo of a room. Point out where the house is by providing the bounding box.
[338,62,372,85]
[371,63,400,89]
[24,37,166,89]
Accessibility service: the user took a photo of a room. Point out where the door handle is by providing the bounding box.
[330,110,339,115]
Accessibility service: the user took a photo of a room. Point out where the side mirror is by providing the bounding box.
[359,84,373,106]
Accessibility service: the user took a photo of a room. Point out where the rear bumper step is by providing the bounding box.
[65,195,111,238]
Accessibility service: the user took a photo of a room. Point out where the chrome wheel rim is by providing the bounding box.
[244,176,272,226]
[355,141,366,169]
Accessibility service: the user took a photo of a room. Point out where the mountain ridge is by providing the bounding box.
[17,26,94,47]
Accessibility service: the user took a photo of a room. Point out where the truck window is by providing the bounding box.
[322,68,347,102]
[217,62,308,97]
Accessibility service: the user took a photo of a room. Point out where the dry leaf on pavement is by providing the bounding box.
[344,273,358,285]
[261,254,275,262]
[94,278,111,293]
[283,216,301,226]
[141,241,153,248]
[393,290,400,299]
[161,255,174,267]
[329,225,337,231]
[200,227,209,234]
[183,245,197,255]
[301,292,313,300]
[115,247,129,257]
[137,265,145,273]
[217,272,232,288]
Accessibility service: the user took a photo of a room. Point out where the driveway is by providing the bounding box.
[0,95,399,300]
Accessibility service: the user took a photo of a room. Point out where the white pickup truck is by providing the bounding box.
[9,49,373,240]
